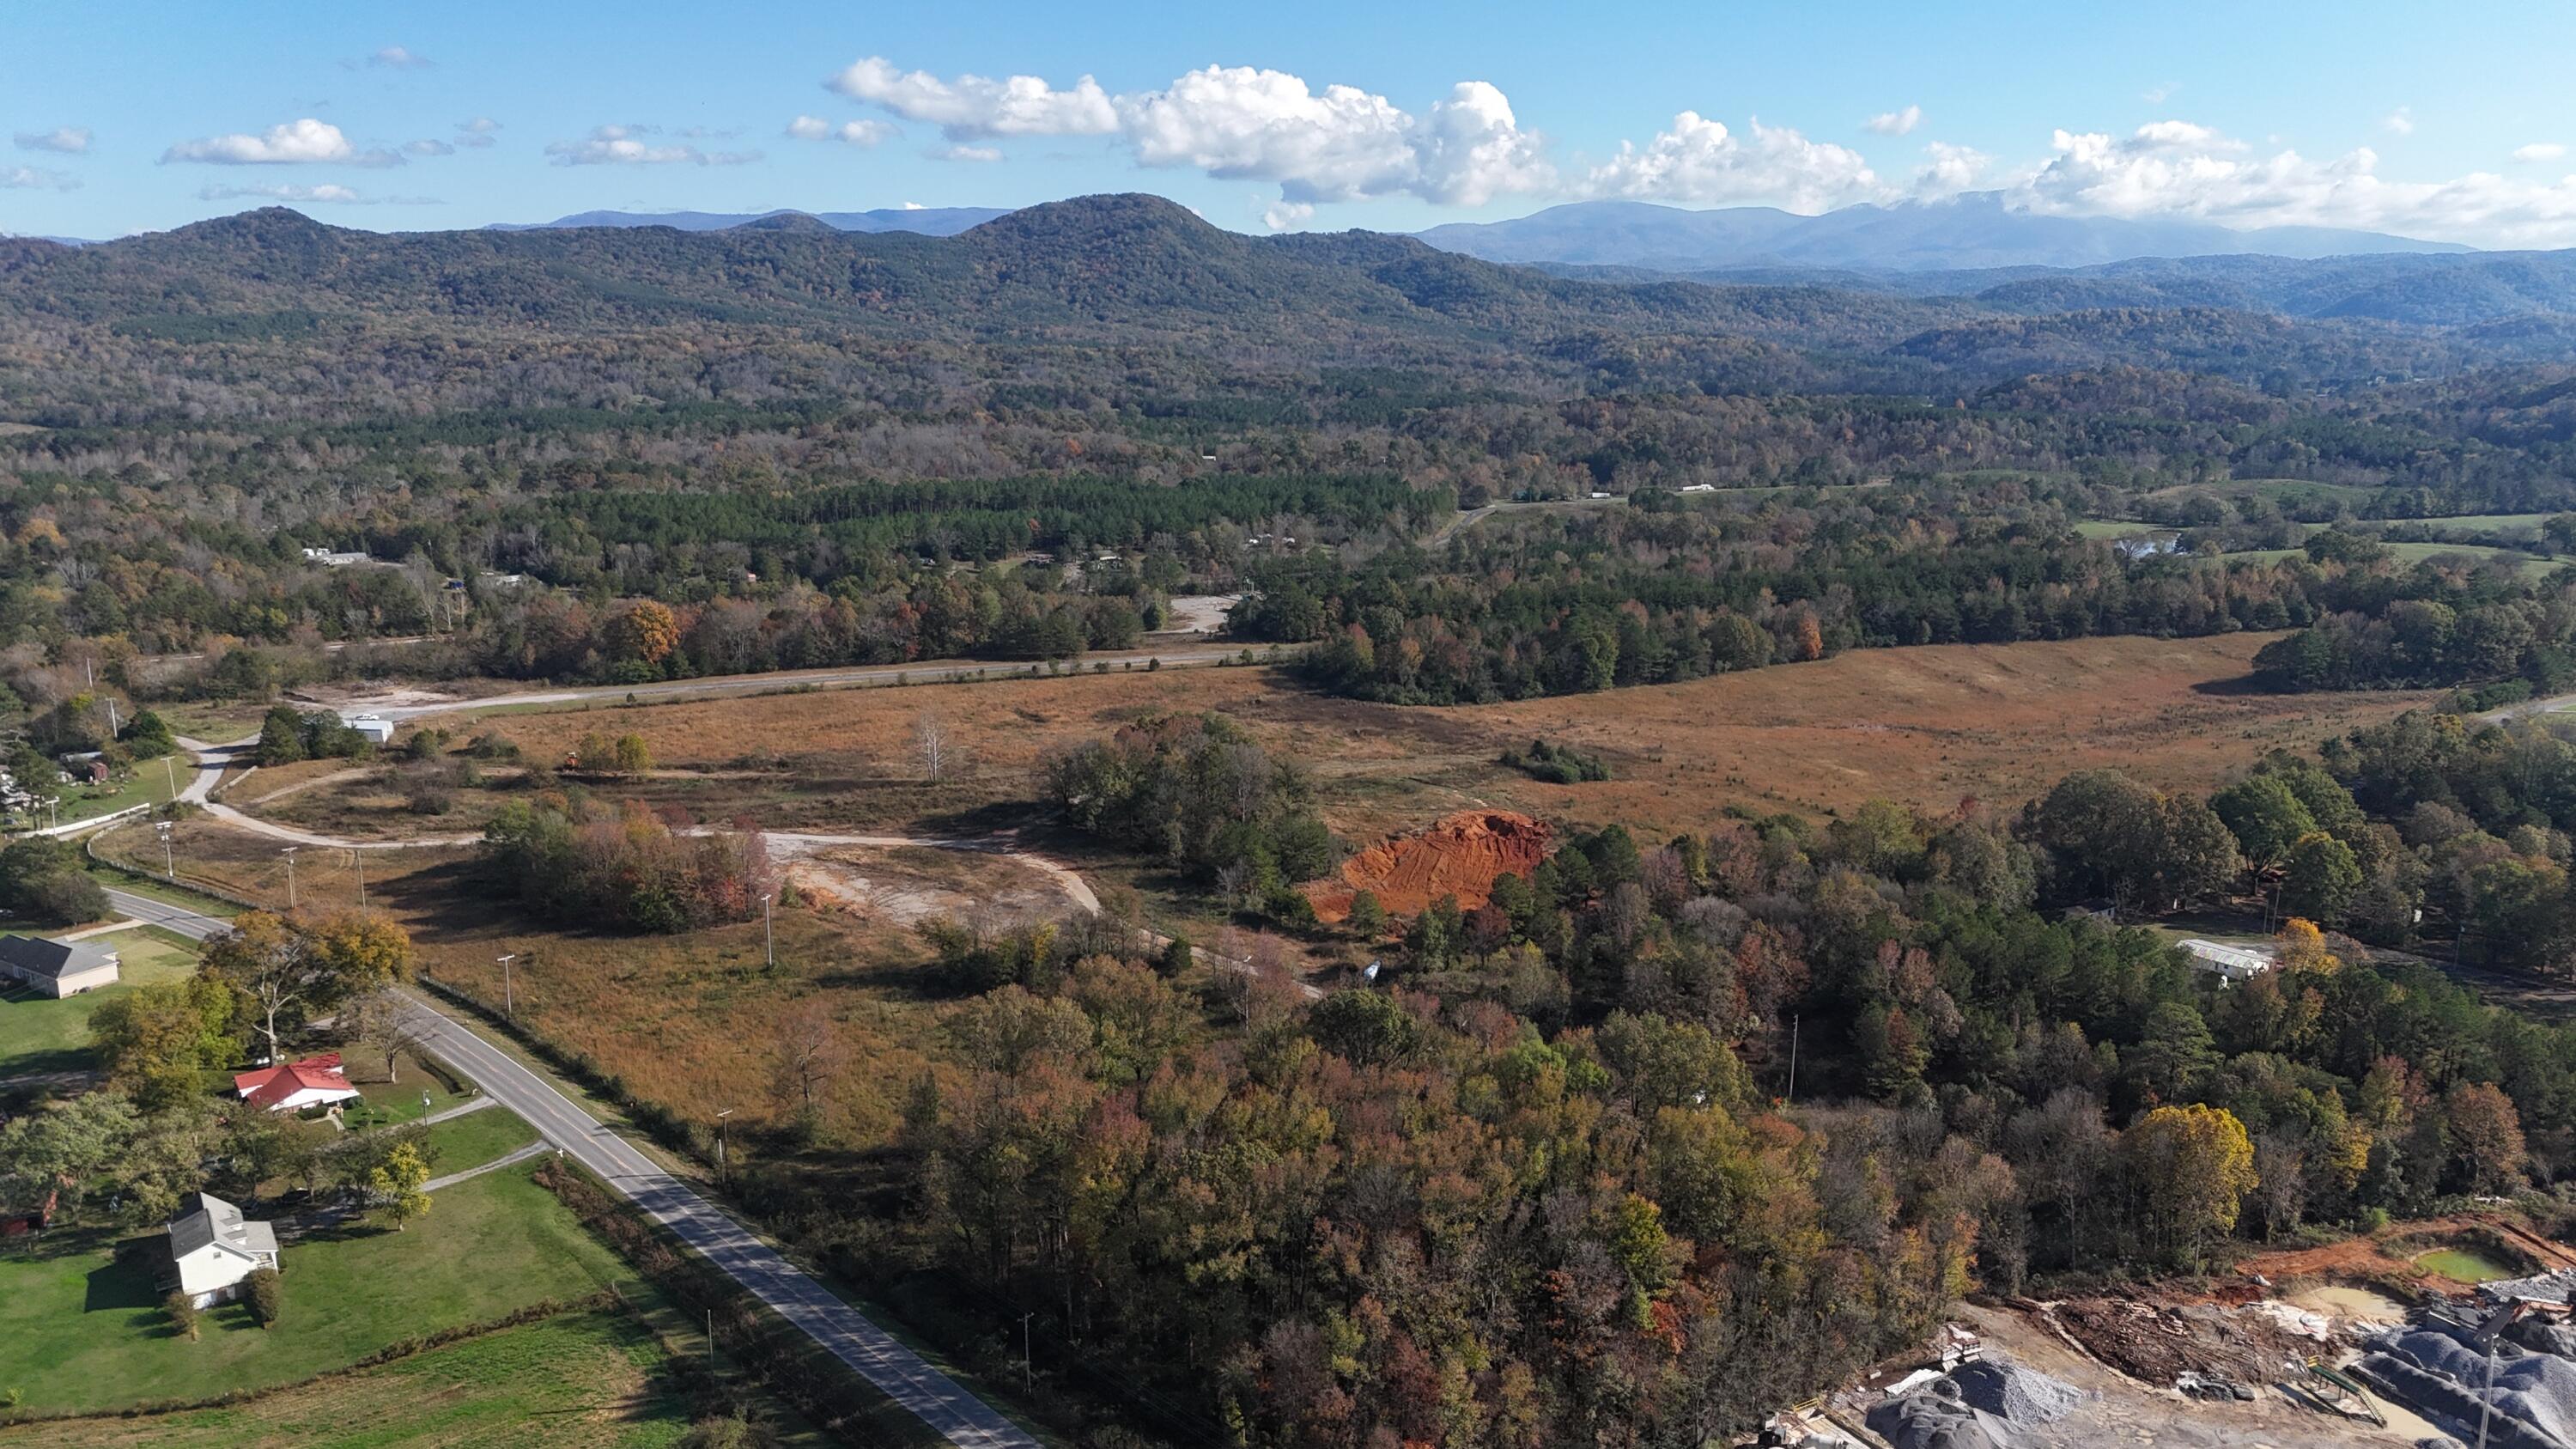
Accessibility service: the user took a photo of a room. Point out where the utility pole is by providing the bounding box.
[1786,1014,1801,1105]
[355,849,366,908]
[105,698,118,736]
[715,1107,733,1179]
[162,754,178,801]
[1022,1312,1036,1389]
[497,954,517,1022]
[282,846,298,910]
[761,892,775,969]
[156,820,174,880]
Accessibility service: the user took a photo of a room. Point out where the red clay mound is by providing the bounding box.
[1309,810,1554,922]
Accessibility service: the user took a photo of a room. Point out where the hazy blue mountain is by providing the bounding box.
[1417,192,2469,272]
[489,205,1012,236]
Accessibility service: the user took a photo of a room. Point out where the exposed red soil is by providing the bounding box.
[1309,809,1553,922]
[2211,1212,2576,1302]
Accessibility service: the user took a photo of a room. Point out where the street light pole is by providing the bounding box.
[715,1107,733,1178]
[282,846,298,911]
[163,755,177,802]
[156,821,174,880]
[497,954,517,1022]
[762,892,775,969]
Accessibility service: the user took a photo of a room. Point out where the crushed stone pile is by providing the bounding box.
[2509,1316,2576,1359]
[1307,810,1553,922]
[2353,1324,2576,1449]
[2485,1268,2576,1307]
[1947,1358,2086,1426]
[1868,1355,2086,1449]
[1866,1381,2037,1449]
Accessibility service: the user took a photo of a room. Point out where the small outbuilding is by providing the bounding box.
[2178,938,2276,983]
[0,935,121,997]
[340,715,396,746]
[166,1191,279,1308]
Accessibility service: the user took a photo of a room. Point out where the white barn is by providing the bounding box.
[167,1191,279,1308]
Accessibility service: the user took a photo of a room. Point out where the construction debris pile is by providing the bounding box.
[2047,1296,2318,1387]
[1863,1356,2087,1449]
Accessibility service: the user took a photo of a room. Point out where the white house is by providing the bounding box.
[167,1191,278,1308]
[1679,484,1717,494]
[2178,938,2276,983]
[234,1053,364,1112]
[0,935,119,997]
[340,715,396,746]
[300,547,373,568]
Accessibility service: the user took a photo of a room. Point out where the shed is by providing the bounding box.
[340,715,396,746]
[0,935,120,997]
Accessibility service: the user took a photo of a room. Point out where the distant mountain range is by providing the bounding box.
[1413,193,2469,273]
[488,206,1011,237]
[10,194,2576,395]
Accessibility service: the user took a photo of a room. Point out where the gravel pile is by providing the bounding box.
[2353,1324,2576,1449]
[1864,1382,2038,1449]
[1947,1358,2085,1426]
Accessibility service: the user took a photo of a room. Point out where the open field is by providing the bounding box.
[125,632,2434,1157]
[0,928,201,1079]
[2221,539,2559,579]
[0,1168,646,1418]
[0,1306,696,1449]
[320,633,2427,846]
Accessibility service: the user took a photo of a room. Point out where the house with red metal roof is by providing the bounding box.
[233,1051,363,1113]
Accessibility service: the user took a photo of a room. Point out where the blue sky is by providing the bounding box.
[8,0,2576,244]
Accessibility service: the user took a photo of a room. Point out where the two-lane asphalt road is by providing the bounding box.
[98,882,1040,1449]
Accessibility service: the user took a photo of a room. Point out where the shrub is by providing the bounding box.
[1499,738,1613,784]
[244,1266,282,1327]
[162,1289,198,1342]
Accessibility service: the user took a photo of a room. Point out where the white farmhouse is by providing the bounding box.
[167,1191,279,1308]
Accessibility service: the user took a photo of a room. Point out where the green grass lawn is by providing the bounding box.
[2074,519,2160,539]
[0,928,202,1079]
[2403,512,2558,535]
[40,757,191,830]
[0,1168,647,1418]
[328,1054,471,1131]
[2208,540,2561,580]
[421,1103,540,1176]
[0,1307,695,1448]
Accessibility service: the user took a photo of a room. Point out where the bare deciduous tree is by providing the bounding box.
[773,997,848,1118]
[914,710,953,782]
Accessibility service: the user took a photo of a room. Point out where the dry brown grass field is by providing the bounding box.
[394,633,2429,843]
[126,632,2428,1156]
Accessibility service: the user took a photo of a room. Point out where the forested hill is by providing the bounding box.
[5,193,2576,428]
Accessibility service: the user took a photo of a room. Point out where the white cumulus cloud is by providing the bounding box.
[831,57,1552,209]
[2515,143,2566,163]
[1586,113,1880,210]
[786,115,899,147]
[544,125,760,167]
[456,117,501,149]
[1912,141,1990,196]
[14,127,90,155]
[829,57,1116,140]
[162,118,398,167]
[369,46,432,69]
[1865,105,1921,137]
[928,143,1003,163]
[2384,106,2415,136]
[2014,119,2576,247]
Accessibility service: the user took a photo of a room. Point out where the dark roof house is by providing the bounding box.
[0,935,119,997]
